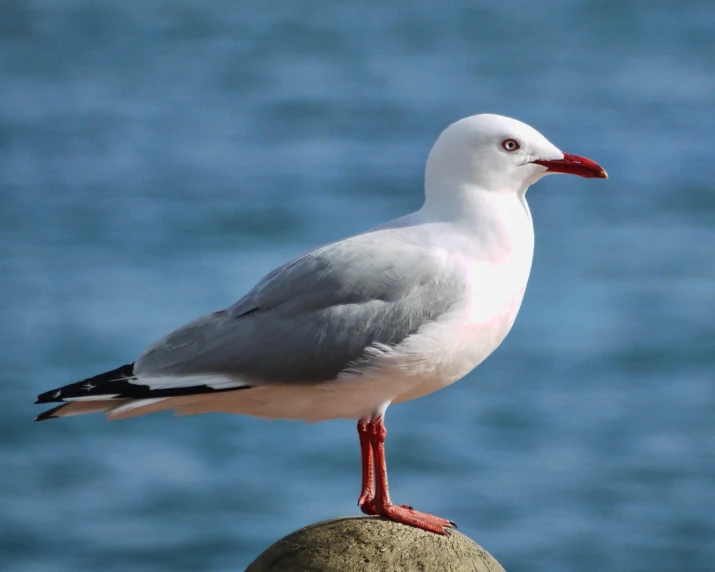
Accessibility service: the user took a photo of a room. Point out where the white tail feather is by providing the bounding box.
[109,398,168,416]
[106,395,212,421]
[49,400,129,418]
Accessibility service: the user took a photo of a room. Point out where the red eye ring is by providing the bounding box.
[501,139,520,152]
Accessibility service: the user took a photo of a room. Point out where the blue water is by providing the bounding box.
[2,1,714,570]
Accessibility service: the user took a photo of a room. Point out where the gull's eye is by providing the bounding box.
[501,139,520,152]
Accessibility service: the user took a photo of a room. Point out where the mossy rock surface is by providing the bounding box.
[246,516,505,572]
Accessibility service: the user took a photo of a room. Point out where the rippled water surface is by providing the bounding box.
[2,1,714,570]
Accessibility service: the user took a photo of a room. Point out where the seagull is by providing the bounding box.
[35,114,607,534]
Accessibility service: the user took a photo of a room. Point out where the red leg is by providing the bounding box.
[365,417,454,535]
[357,420,377,515]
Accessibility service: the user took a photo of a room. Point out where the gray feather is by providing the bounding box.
[135,229,465,384]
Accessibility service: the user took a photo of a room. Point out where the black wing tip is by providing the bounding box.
[35,363,135,405]
[34,363,254,417]
[35,392,61,405]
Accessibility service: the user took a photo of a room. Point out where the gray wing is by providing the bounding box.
[135,230,466,385]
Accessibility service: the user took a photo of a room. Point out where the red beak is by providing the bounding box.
[531,153,608,179]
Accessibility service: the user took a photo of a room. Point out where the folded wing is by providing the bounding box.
[36,229,465,420]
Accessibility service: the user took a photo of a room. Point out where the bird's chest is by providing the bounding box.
[462,256,530,332]
[387,265,528,404]
[433,250,533,379]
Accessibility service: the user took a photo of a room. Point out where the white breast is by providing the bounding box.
[379,193,536,406]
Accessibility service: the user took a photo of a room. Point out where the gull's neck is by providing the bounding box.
[422,178,532,223]
[419,180,535,262]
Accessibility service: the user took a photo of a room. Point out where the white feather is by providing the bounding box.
[63,394,120,402]
[132,374,249,391]
[110,398,168,415]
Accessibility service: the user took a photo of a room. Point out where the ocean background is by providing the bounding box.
[1,1,713,570]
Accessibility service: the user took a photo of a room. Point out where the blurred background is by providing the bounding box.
[1,1,713,570]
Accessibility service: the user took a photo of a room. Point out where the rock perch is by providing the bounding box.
[245,516,506,572]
